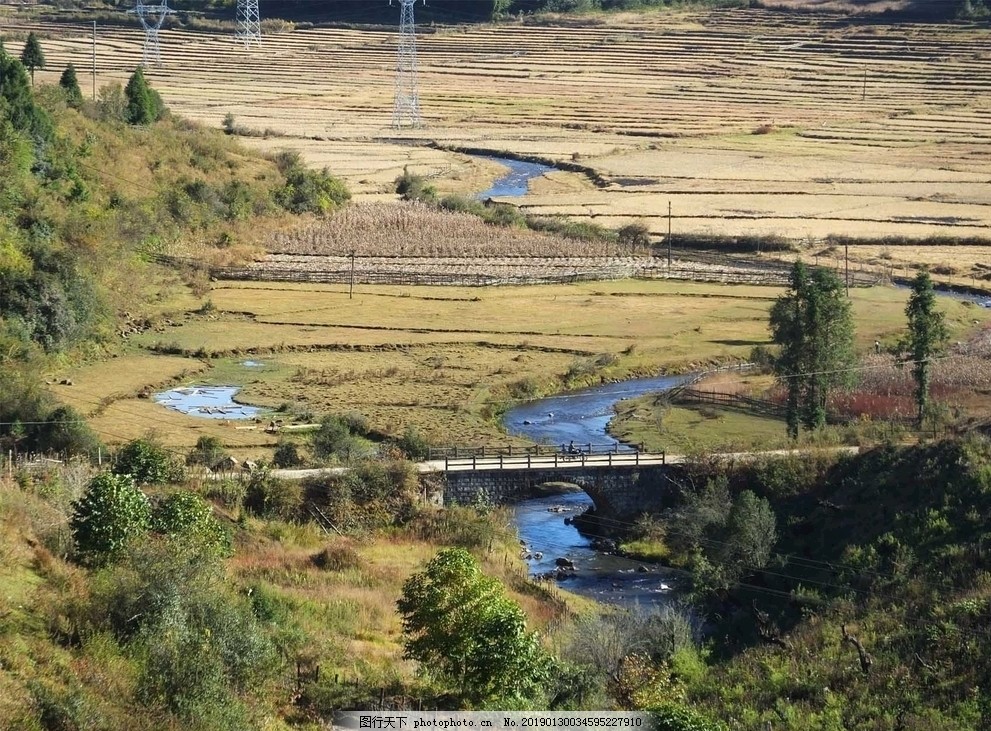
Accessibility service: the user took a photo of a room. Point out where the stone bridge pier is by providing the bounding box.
[438,464,683,522]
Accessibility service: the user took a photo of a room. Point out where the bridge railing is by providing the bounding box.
[427,442,645,460]
[435,449,666,472]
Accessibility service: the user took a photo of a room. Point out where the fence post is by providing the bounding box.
[472,455,476,470]
[527,453,531,469]
[608,452,612,467]
[499,454,503,469]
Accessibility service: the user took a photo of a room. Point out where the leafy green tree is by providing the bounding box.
[89,540,277,726]
[395,424,430,461]
[769,262,855,437]
[19,32,45,87]
[124,67,164,125]
[274,158,350,215]
[34,404,101,457]
[397,548,552,706]
[310,414,370,463]
[71,472,151,565]
[153,491,232,556]
[905,270,948,426]
[96,81,127,123]
[721,490,776,572]
[113,437,184,485]
[58,64,83,108]
[186,434,227,467]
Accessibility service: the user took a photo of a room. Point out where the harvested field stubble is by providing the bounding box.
[8,7,990,249]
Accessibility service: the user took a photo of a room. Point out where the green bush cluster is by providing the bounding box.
[83,540,278,728]
[310,412,374,464]
[306,458,419,532]
[273,150,350,215]
[72,450,230,565]
[112,438,185,485]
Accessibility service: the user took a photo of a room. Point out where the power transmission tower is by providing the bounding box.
[128,0,175,67]
[391,0,423,129]
[236,0,261,48]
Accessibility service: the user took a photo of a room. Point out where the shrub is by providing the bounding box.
[87,540,277,727]
[394,166,436,203]
[152,491,232,556]
[113,438,184,485]
[618,222,651,252]
[186,435,227,467]
[312,542,362,571]
[34,404,101,457]
[310,414,373,463]
[70,472,151,565]
[244,472,303,520]
[395,425,430,461]
[273,151,350,215]
[273,440,303,468]
[412,505,503,549]
[508,376,541,400]
[651,703,728,731]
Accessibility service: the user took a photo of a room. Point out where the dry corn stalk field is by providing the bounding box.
[5,6,990,252]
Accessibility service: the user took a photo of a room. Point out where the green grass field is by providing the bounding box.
[63,277,990,452]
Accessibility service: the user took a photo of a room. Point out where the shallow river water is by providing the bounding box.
[513,491,679,607]
[475,156,555,199]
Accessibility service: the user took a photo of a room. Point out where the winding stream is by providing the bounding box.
[475,156,555,199]
[505,374,689,606]
[504,374,689,448]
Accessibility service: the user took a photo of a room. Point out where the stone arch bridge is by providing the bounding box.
[420,451,682,521]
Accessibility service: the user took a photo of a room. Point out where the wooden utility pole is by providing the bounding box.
[92,22,97,101]
[667,200,672,266]
[349,250,356,299]
[845,242,850,297]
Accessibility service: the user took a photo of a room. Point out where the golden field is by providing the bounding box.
[3,5,989,250]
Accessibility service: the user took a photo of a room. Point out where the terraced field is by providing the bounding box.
[4,6,989,248]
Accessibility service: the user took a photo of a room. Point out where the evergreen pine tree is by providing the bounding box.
[19,32,45,87]
[124,67,154,125]
[770,262,856,437]
[59,64,84,108]
[0,53,51,139]
[906,269,948,426]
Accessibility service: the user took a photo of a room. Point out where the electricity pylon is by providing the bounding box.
[236,0,262,48]
[128,0,175,67]
[392,0,423,129]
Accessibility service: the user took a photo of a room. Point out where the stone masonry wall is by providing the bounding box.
[441,465,678,521]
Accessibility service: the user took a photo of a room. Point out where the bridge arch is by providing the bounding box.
[439,464,677,522]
